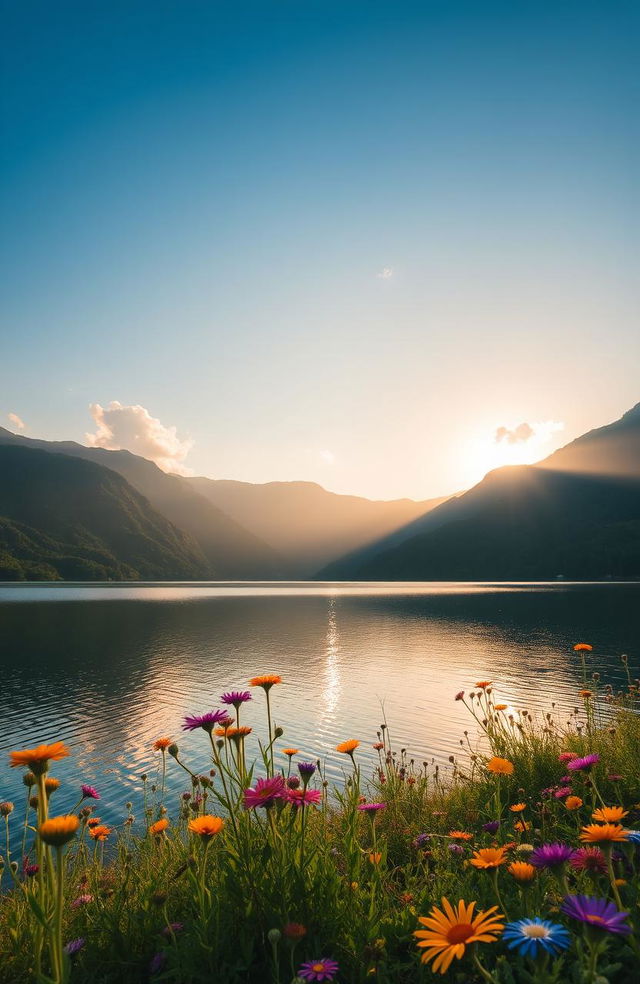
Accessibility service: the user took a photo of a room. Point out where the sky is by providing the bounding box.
[1,0,638,500]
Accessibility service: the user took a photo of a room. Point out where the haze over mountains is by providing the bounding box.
[0,402,638,582]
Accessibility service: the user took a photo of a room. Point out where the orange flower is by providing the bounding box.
[38,815,79,847]
[507,861,536,882]
[149,818,169,836]
[88,824,111,842]
[470,847,508,869]
[579,690,593,699]
[509,803,526,813]
[153,737,172,751]
[227,726,252,740]
[486,757,514,775]
[573,643,593,652]
[494,704,508,711]
[513,820,531,833]
[87,817,102,827]
[283,922,307,941]
[592,806,628,823]
[448,831,473,841]
[282,748,299,757]
[414,898,504,973]
[188,815,225,838]
[9,742,70,775]
[44,777,60,794]
[369,852,382,864]
[580,823,629,843]
[475,681,492,689]
[214,727,228,737]
[565,796,583,811]
[249,675,282,690]
[336,740,360,755]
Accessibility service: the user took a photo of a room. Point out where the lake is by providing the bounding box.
[0,581,638,825]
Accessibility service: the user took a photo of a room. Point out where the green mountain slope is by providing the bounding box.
[0,445,209,581]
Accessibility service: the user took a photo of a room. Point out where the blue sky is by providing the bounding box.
[1,1,638,498]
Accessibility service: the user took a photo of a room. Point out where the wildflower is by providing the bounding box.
[182,710,229,733]
[80,784,100,800]
[448,843,464,855]
[580,823,629,843]
[373,741,384,749]
[592,806,628,823]
[149,952,167,975]
[248,674,282,691]
[516,843,534,854]
[558,751,578,763]
[470,847,508,869]
[414,898,504,973]
[287,776,301,789]
[413,833,431,848]
[298,958,339,982]
[336,739,359,755]
[39,815,79,847]
[72,894,94,907]
[448,830,472,840]
[298,761,317,778]
[153,738,172,751]
[162,922,184,938]
[283,922,307,941]
[502,918,570,956]
[283,748,299,757]
[554,787,572,799]
[0,802,14,816]
[369,852,382,864]
[25,864,39,877]
[607,773,624,782]
[507,861,536,882]
[482,821,501,834]
[530,843,575,869]
[573,643,593,651]
[358,803,386,813]
[510,803,526,813]
[565,796,583,810]
[486,757,514,775]
[9,741,70,775]
[243,776,286,810]
[454,691,465,701]
[567,753,600,772]
[476,681,492,689]
[220,690,252,707]
[570,848,607,874]
[44,777,60,795]
[561,894,631,935]
[149,818,169,836]
[626,830,640,844]
[286,788,322,808]
[86,817,102,827]
[88,825,111,842]
[188,815,224,838]
[64,938,85,957]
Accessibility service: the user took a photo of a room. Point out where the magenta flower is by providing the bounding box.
[567,753,600,772]
[298,958,339,982]
[561,895,631,935]
[570,848,607,874]
[81,784,100,800]
[162,922,185,937]
[287,776,301,789]
[553,787,572,799]
[243,775,286,810]
[286,788,322,808]
[357,802,386,813]
[530,843,575,869]
[558,751,578,763]
[220,691,252,707]
[454,691,465,701]
[182,710,229,733]
[71,893,94,908]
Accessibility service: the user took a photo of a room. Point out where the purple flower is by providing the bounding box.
[182,710,229,733]
[71,893,94,907]
[81,784,100,800]
[220,690,252,707]
[561,894,631,935]
[149,952,167,975]
[412,833,431,848]
[448,843,464,855]
[567,753,600,772]
[530,843,575,869]
[298,761,317,777]
[64,938,85,956]
[357,802,386,813]
[554,787,572,799]
[482,821,501,834]
[25,864,39,878]
[298,957,339,981]
[162,922,184,938]
[243,775,286,810]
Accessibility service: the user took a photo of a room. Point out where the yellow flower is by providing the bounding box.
[509,803,526,813]
[580,823,629,843]
[470,847,508,870]
[565,796,583,811]
[414,898,504,974]
[9,742,70,776]
[188,815,225,838]
[592,806,628,823]
[486,757,514,775]
[336,740,360,755]
[39,814,79,847]
[149,818,169,836]
[507,861,536,882]
[248,675,282,690]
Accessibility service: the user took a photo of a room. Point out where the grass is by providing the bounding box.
[1,653,639,983]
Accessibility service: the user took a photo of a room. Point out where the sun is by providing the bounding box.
[460,423,564,489]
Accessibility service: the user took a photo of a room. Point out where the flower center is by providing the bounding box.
[586,914,604,924]
[447,923,475,944]
[312,963,326,972]
[522,925,550,938]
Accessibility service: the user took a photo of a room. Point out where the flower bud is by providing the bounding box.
[0,802,14,817]
[168,744,179,758]
[267,928,281,946]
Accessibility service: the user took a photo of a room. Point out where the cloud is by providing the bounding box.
[376,267,393,279]
[8,412,26,431]
[319,449,335,465]
[495,420,564,445]
[85,402,194,475]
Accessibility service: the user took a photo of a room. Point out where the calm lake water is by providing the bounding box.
[0,582,638,825]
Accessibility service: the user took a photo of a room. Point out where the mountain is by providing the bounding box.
[321,403,640,580]
[0,428,283,578]
[0,445,209,581]
[187,477,449,577]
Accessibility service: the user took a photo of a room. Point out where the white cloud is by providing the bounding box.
[8,412,26,431]
[376,267,393,279]
[495,420,564,446]
[495,422,534,444]
[85,402,194,475]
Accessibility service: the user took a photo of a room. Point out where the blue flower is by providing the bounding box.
[626,829,640,844]
[502,918,571,957]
